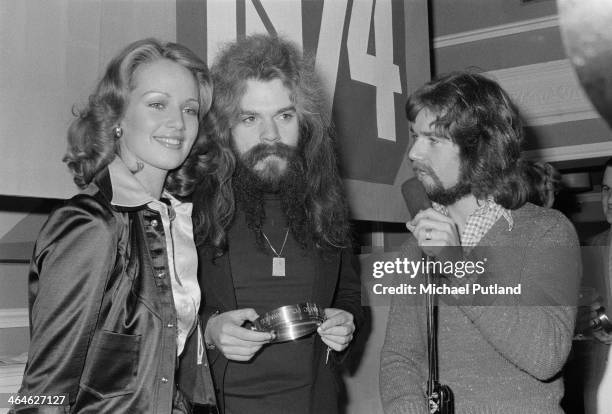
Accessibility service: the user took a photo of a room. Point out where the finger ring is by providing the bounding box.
[425,228,432,240]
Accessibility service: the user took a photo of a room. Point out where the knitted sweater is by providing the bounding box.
[380,203,581,414]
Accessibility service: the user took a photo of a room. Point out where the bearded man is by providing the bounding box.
[380,72,581,413]
[191,34,363,414]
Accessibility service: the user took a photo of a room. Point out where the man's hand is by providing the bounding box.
[317,308,355,352]
[576,298,612,345]
[205,308,275,361]
[407,208,460,258]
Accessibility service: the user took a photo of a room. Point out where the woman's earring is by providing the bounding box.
[113,126,123,139]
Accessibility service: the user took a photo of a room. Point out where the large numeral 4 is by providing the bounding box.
[347,0,402,141]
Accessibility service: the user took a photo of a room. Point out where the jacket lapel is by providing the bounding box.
[200,247,237,310]
[311,252,340,308]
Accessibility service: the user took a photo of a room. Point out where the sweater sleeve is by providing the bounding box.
[15,196,119,412]
[456,214,581,380]
[379,242,429,414]
[380,294,429,414]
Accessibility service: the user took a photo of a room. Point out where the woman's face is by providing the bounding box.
[119,58,200,175]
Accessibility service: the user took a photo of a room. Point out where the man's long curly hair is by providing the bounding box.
[193,34,350,254]
[406,71,533,210]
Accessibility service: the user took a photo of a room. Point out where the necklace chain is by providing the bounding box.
[261,228,289,257]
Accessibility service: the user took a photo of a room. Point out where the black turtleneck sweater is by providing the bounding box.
[224,196,317,414]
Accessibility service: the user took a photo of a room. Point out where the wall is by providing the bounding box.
[0,198,55,408]
[0,0,177,199]
[0,1,179,403]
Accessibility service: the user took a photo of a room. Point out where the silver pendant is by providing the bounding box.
[272,257,285,277]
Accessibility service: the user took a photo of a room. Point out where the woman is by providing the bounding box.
[15,38,217,413]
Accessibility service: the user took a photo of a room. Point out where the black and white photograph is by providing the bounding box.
[1,0,611,413]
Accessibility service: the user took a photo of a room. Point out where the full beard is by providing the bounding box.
[233,143,310,249]
[236,142,296,192]
[415,164,472,206]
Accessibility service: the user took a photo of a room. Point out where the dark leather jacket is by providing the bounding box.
[15,164,215,413]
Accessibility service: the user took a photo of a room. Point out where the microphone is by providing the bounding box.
[401,177,431,218]
[401,182,455,413]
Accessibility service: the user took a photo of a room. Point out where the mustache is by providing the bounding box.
[240,143,296,168]
[412,162,436,176]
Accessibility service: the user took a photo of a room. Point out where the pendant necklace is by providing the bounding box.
[261,228,290,277]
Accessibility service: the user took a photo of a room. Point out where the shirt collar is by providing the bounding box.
[107,157,192,217]
[107,157,156,208]
[432,198,514,231]
[431,202,449,216]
